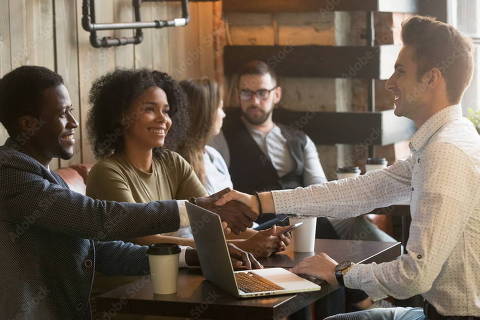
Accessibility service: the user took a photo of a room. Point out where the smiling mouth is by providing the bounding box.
[149,128,167,135]
[60,133,75,144]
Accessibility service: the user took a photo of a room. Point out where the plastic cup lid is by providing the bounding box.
[147,243,181,255]
[366,157,388,165]
[336,166,361,173]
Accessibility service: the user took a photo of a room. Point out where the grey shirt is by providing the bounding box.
[209,122,327,186]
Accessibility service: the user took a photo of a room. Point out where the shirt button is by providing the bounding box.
[417,255,422,259]
[411,187,414,191]
[417,158,421,164]
[83,259,93,269]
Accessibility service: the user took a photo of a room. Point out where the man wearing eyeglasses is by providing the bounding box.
[213,60,326,218]
[212,60,392,242]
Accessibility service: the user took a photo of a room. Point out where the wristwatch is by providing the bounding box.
[335,261,354,287]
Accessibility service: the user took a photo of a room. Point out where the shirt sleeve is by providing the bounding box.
[302,136,327,186]
[95,240,150,275]
[272,156,413,218]
[344,143,479,300]
[0,165,180,240]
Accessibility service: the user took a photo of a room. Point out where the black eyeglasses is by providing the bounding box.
[239,87,278,101]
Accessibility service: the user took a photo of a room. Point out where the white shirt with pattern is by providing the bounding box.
[272,105,480,316]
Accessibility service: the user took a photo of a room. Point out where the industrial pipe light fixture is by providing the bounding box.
[82,0,191,48]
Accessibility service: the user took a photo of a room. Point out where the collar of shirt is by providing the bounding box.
[241,117,279,139]
[409,104,462,153]
[5,137,51,171]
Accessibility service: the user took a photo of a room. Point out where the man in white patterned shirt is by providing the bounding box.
[217,16,479,319]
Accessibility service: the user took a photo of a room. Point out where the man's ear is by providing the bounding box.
[18,115,41,133]
[273,86,282,104]
[423,67,442,88]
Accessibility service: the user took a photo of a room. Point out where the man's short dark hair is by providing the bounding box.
[237,60,278,86]
[0,66,64,137]
[401,16,474,103]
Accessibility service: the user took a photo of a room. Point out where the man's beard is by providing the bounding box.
[241,106,273,126]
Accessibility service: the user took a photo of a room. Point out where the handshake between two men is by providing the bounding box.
[193,188,284,270]
[193,188,261,235]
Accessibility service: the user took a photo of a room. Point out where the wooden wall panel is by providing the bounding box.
[0,0,11,144]
[55,0,82,167]
[8,0,57,167]
[76,0,117,164]
[151,2,171,73]
[167,2,188,79]
[197,1,215,79]
[134,1,156,69]
[0,0,11,77]
[167,2,212,80]
[9,0,54,68]
[226,13,275,46]
[1,0,217,164]
[113,0,135,69]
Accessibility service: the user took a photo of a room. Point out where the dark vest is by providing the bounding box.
[222,111,307,195]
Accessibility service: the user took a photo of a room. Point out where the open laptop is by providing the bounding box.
[186,202,322,298]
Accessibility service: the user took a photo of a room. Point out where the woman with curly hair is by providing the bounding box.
[86,70,288,263]
[86,69,203,250]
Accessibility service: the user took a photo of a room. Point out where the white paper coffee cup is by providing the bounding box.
[290,217,317,252]
[365,158,388,173]
[336,166,361,180]
[147,243,180,295]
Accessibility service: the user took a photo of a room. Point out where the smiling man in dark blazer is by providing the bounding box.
[0,66,257,319]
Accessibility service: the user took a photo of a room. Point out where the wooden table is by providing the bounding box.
[94,239,401,319]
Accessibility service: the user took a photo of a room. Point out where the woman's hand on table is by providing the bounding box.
[227,243,263,270]
[234,226,292,258]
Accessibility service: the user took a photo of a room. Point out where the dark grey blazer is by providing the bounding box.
[0,139,180,319]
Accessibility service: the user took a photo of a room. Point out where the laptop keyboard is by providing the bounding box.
[235,272,284,293]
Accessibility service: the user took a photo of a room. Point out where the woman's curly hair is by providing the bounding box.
[87,69,189,159]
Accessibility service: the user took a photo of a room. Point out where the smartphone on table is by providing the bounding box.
[275,222,303,236]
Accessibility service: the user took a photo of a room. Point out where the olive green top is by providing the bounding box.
[86,150,207,237]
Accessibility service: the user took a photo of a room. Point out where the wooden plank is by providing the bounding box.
[9,0,57,167]
[223,0,419,14]
[276,12,335,46]
[280,78,337,112]
[76,0,116,164]
[134,1,155,69]
[226,13,275,46]
[113,0,135,69]
[55,0,82,167]
[224,108,415,145]
[167,1,187,78]
[0,0,11,77]
[181,1,202,78]
[9,0,55,68]
[197,2,215,78]
[0,0,11,144]
[224,45,400,79]
[151,1,171,73]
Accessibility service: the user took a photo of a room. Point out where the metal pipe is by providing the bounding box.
[81,0,190,48]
